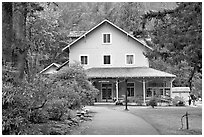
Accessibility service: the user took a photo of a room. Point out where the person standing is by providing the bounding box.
[188,95,192,106]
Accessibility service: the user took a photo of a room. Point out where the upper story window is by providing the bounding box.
[127,82,135,97]
[126,54,135,65]
[103,55,111,64]
[80,55,88,65]
[102,33,111,44]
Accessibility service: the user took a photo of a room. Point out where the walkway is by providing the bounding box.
[72,105,159,135]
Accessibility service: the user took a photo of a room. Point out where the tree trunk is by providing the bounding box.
[13,3,28,82]
[2,2,13,64]
[188,66,196,92]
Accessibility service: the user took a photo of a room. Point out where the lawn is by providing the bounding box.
[118,106,202,135]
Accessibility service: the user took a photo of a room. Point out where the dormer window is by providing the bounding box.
[102,33,111,44]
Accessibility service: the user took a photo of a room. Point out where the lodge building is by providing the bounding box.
[41,20,176,104]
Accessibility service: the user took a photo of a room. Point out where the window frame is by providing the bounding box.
[127,82,135,97]
[103,54,112,65]
[79,54,89,65]
[102,33,112,44]
[125,54,135,65]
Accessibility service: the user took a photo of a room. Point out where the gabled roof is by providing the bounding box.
[62,20,153,52]
[39,63,60,74]
[86,67,176,78]
[56,60,69,71]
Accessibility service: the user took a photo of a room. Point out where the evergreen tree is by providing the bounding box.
[142,2,202,93]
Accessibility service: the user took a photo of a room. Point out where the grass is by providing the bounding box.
[121,106,202,135]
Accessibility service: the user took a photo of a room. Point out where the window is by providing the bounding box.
[160,88,164,95]
[127,82,134,97]
[103,55,111,64]
[146,88,152,97]
[102,33,111,44]
[80,55,88,65]
[126,54,134,64]
[164,88,170,97]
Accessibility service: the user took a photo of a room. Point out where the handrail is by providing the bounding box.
[180,112,190,129]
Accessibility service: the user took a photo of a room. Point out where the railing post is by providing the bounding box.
[186,112,189,129]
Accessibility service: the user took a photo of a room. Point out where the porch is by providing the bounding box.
[86,67,176,104]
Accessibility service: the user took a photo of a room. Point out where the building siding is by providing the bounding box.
[69,23,149,69]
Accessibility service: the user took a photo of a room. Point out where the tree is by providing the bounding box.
[142,2,202,93]
[114,2,143,32]
[2,3,13,64]
[2,2,44,83]
[26,2,69,81]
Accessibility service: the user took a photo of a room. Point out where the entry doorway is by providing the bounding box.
[101,83,112,102]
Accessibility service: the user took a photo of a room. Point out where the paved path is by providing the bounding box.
[72,106,159,135]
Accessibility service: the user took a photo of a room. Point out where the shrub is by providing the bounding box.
[135,96,143,106]
[115,100,123,105]
[2,72,52,134]
[28,109,48,123]
[51,62,99,108]
[46,100,65,121]
[172,96,185,106]
[2,83,29,135]
[148,98,158,108]
[2,63,99,134]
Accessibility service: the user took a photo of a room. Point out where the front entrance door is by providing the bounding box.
[102,83,112,102]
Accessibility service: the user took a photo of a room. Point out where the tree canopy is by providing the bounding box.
[142,2,202,94]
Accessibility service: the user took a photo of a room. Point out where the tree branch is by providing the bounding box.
[29,99,47,111]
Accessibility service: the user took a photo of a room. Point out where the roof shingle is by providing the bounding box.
[86,67,176,78]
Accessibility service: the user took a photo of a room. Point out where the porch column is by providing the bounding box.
[125,79,128,110]
[143,79,146,105]
[170,78,175,98]
[116,79,119,102]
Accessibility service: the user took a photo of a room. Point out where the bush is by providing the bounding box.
[175,101,185,106]
[172,96,185,106]
[2,63,99,134]
[2,73,52,134]
[148,98,158,108]
[51,62,99,108]
[2,83,29,134]
[115,100,123,105]
[46,100,65,121]
[28,109,48,123]
[135,96,143,106]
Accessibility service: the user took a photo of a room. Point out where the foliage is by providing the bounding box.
[135,95,144,106]
[172,96,185,106]
[51,62,99,106]
[29,109,48,124]
[142,2,202,92]
[2,83,28,135]
[2,68,53,134]
[26,3,69,77]
[46,100,65,121]
[148,98,158,108]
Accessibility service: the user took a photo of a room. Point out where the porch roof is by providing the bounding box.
[86,67,176,78]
